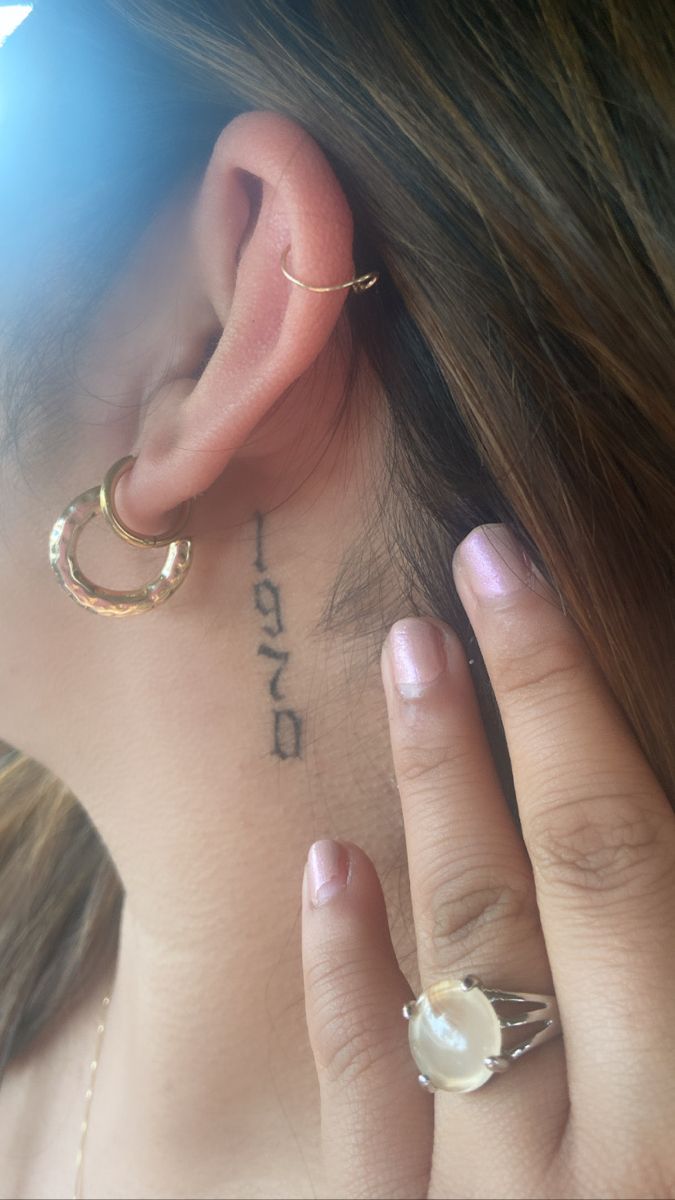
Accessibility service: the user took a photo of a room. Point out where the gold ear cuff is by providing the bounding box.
[280,245,379,294]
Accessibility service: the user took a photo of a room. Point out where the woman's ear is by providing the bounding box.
[115,109,358,536]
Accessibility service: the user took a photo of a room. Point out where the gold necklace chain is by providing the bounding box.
[72,993,111,1200]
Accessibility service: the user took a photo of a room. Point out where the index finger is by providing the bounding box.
[452,524,675,1120]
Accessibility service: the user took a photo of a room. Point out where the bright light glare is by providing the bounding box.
[0,4,33,48]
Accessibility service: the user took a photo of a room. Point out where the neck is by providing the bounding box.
[62,400,415,1196]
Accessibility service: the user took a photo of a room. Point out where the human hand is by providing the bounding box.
[301,523,674,1199]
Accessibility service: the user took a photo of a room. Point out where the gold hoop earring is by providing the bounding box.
[49,455,194,617]
[280,245,379,294]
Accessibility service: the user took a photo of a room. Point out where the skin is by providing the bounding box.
[0,110,672,1198]
[0,110,415,1200]
[305,549,675,1198]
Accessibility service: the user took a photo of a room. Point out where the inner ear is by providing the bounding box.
[194,329,223,380]
[236,171,264,266]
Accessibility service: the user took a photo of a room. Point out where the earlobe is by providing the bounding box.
[117,110,358,537]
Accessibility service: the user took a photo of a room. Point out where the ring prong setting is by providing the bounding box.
[402,1001,417,1021]
[417,1073,436,1092]
[485,1055,510,1073]
[461,975,481,991]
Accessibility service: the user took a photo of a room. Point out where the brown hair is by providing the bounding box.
[0,0,673,1080]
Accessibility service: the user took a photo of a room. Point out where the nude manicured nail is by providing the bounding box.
[456,524,531,600]
[387,617,447,699]
[306,839,349,907]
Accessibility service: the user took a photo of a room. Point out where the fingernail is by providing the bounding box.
[306,839,349,908]
[455,524,531,601]
[387,617,447,699]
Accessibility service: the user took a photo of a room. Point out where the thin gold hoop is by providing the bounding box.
[280,245,379,294]
[100,455,192,548]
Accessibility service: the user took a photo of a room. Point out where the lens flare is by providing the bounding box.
[0,4,33,48]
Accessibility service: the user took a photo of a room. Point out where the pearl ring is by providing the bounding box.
[403,975,561,1093]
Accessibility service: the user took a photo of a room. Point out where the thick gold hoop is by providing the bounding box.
[280,245,379,294]
[49,456,193,617]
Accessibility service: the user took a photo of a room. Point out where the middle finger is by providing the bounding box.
[381,616,547,996]
[381,616,567,1187]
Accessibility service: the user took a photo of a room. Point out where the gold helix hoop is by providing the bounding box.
[49,455,193,617]
[280,245,379,294]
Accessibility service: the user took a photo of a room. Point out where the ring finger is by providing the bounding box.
[451,523,675,1129]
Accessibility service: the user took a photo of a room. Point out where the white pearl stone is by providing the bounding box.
[408,980,502,1092]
